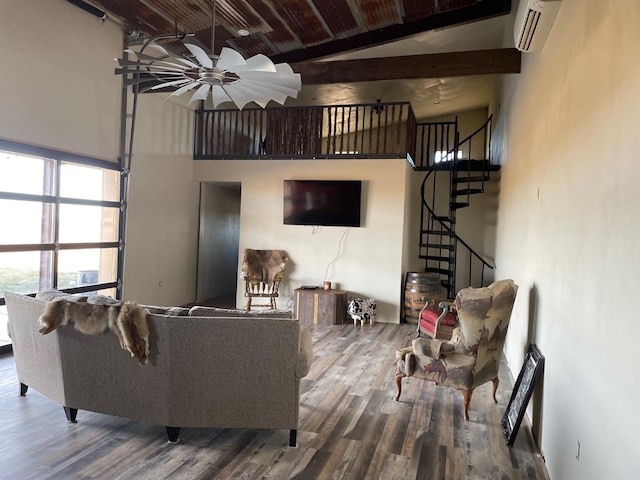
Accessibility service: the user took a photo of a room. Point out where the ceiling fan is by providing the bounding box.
[114,0,301,110]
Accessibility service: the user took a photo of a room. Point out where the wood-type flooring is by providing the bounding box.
[0,323,547,479]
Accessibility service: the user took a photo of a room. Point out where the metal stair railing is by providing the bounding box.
[450,114,494,210]
[420,172,495,298]
[417,114,495,298]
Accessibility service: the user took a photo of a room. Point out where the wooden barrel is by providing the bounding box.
[404,272,444,324]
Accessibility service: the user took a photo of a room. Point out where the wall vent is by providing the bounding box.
[514,0,562,52]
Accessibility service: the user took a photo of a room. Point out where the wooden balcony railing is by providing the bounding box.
[194,102,416,161]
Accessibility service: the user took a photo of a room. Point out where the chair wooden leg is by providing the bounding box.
[394,373,405,401]
[246,298,252,311]
[491,377,499,404]
[461,389,472,420]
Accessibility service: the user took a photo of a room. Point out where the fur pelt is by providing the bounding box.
[38,299,150,365]
[241,249,288,284]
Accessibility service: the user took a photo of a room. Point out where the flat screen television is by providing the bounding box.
[284,180,362,227]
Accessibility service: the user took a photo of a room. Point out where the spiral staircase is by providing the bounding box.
[412,115,498,298]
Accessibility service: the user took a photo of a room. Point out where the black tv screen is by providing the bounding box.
[284,180,362,227]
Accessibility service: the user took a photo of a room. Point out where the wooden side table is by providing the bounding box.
[295,288,347,325]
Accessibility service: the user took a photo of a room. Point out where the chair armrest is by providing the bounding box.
[437,301,455,311]
[412,336,456,359]
[434,301,457,336]
[395,347,416,376]
[296,328,313,378]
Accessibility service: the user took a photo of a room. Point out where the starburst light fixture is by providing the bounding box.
[114,1,301,110]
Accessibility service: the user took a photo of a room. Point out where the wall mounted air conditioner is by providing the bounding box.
[514,0,562,52]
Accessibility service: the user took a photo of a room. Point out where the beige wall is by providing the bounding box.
[122,94,200,306]
[493,1,640,478]
[0,0,121,160]
[194,159,411,322]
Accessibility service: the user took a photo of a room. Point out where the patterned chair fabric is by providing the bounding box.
[395,279,518,420]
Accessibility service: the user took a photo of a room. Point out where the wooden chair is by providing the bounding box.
[416,297,458,340]
[241,249,288,311]
[395,279,519,420]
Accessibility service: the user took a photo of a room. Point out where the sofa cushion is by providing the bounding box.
[35,289,88,302]
[188,305,293,319]
[143,305,190,316]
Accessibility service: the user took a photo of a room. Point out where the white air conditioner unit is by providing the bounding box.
[514,0,562,52]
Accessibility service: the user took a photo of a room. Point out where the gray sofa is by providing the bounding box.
[4,291,313,445]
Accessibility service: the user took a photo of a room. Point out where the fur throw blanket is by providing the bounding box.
[242,249,288,284]
[38,299,150,365]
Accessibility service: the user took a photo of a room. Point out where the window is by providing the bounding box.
[0,142,123,350]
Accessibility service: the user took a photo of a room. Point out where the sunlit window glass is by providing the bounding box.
[0,200,55,244]
[0,251,53,294]
[57,248,117,289]
[0,152,55,195]
[60,163,119,202]
[58,204,119,243]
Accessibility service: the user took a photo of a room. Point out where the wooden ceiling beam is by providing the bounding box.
[294,48,521,84]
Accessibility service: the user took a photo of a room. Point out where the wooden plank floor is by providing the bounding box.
[0,323,547,479]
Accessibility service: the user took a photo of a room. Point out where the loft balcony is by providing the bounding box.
[193,101,417,162]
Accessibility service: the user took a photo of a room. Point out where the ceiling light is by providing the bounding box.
[114,1,301,110]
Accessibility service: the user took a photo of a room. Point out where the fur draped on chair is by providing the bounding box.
[242,249,288,284]
[241,249,288,310]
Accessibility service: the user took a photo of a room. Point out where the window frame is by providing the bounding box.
[0,138,124,309]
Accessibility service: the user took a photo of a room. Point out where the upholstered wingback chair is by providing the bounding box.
[395,279,518,420]
[241,249,288,311]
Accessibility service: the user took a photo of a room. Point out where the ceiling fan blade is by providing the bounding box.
[274,63,296,75]
[239,54,276,73]
[221,84,253,110]
[237,80,299,102]
[216,47,246,70]
[171,57,200,69]
[237,69,300,87]
[146,43,170,57]
[189,83,211,104]
[185,44,213,69]
[138,79,189,94]
[211,85,233,108]
[124,73,183,88]
[169,81,200,98]
[148,78,192,91]
[144,62,189,73]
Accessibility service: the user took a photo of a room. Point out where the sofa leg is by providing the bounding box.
[491,377,499,404]
[19,383,28,396]
[166,426,181,443]
[461,390,472,421]
[63,406,78,423]
[394,373,405,401]
[289,429,297,447]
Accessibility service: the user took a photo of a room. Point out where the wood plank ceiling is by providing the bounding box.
[79,0,518,117]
